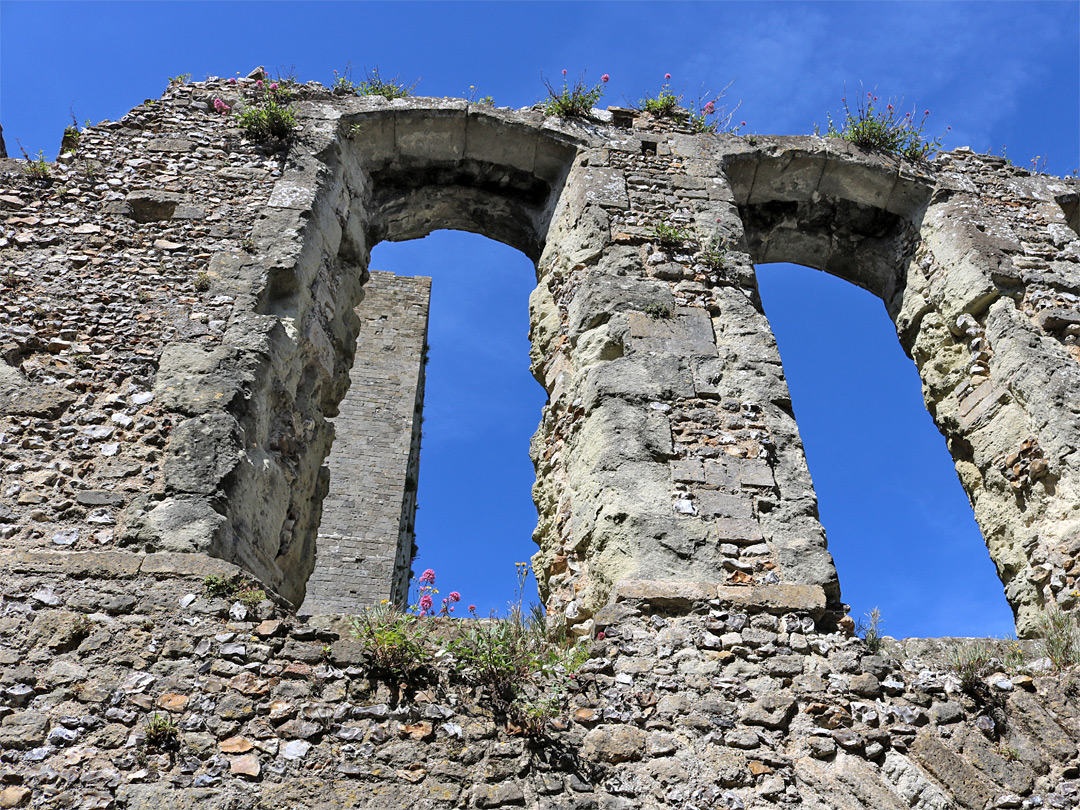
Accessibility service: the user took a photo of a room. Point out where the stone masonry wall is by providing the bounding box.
[300,270,429,615]
[2,71,1079,637]
[2,69,1080,810]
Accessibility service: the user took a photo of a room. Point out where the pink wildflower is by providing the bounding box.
[448,591,461,602]
[468,604,477,613]
[419,568,436,585]
[419,593,433,614]
[269,82,279,91]
[703,101,715,115]
[213,98,231,115]
[228,77,237,85]
[741,121,746,126]
[664,73,671,80]
[925,110,930,115]
[601,74,609,83]
[562,69,567,75]
[256,79,264,88]
[596,631,606,640]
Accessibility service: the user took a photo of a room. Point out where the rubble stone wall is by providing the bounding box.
[2,74,1079,635]
[2,71,1080,810]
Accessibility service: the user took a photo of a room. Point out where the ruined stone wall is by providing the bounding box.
[2,72,1080,634]
[2,70,1080,810]
[301,270,429,615]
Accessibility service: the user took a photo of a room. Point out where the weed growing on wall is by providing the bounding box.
[819,87,948,162]
[202,573,266,610]
[17,142,51,184]
[652,221,692,249]
[947,641,994,694]
[541,70,607,118]
[143,714,179,753]
[352,564,588,735]
[856,607,884,653]
[234,79,296,143]
[1038,605,1080,669]
[340,66,418,100]
[699,231,729,270]
[639,75,743,135]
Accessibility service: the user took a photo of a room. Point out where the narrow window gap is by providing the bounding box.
[756,262,1015,638]
[362,231,546,615]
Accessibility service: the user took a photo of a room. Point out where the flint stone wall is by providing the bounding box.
[2,71,1080,810]
[1,75,1079,637]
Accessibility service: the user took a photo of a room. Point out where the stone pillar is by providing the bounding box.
[894,150,1080,635]
[530,130,839,635]
[301,271,429,614]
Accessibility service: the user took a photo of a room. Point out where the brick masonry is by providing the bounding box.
[300,270,429,614]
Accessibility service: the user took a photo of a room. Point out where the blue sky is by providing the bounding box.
[2,1,1077,636]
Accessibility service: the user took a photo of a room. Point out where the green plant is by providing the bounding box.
[644,301,674,319]
[2,270,22,288]
[699,232,728,270]
[17,142,51,183]
[202,573,265,609]
[466,85,494,106]
[240,238,255,253]
[193,271,211,292]
[69,615,94,645]
[640,86,681,118]
[72,354,92,369]
[1038,605,1080,670]
[999,745,1020,762]
[652,221,692,249]
[856,607,884,653]
[143,714,179,752]
[1030,155,1048,174]
[820,86,947,162]
[167,73,191,86]
[356,67,417,100]
[235,79,296,143]
[541,70,607,118]
[451,563,586,733]
[947,640,994,694]
[352,602,431,680]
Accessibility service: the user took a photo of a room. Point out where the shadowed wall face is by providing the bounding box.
[301,271,429,615]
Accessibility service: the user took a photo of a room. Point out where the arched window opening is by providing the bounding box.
[306,230,545,616]
[756,262,1014,638]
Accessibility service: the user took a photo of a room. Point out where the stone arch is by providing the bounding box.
[142,96,1080,637]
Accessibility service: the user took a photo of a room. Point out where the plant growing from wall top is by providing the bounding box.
[638,75,743,135]
[541,70,608,118]
[819,86,948,162]
[234,79,296,143]
[335,64,418,99]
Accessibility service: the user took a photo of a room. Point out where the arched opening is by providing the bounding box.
[757,262,1015,637]
[304,230,546,615]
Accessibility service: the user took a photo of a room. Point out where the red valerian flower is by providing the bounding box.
[419,569,436,585]
[601,74,609,83]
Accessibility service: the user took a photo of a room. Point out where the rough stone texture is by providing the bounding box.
[4,79,1080,808]
[0,554,1075,809]
[300,270,429,615]
[2,74,1080,636]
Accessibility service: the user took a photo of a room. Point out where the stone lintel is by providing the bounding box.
[614,579,826,617]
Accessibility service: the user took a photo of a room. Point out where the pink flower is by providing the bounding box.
[448,591,461,602]
[468,604,477,613]
[741,121,746,126]
[256,79,264,88]
[596,631,606,640]
[419,568,436,585]
[562,69,567,75]
[664,73,671,80]
[419,593,433,613]
[924,110,930,115]
[601,74,609,83]
[269,82,279,91]
[213,98,231,115]
[228,77,237,85]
